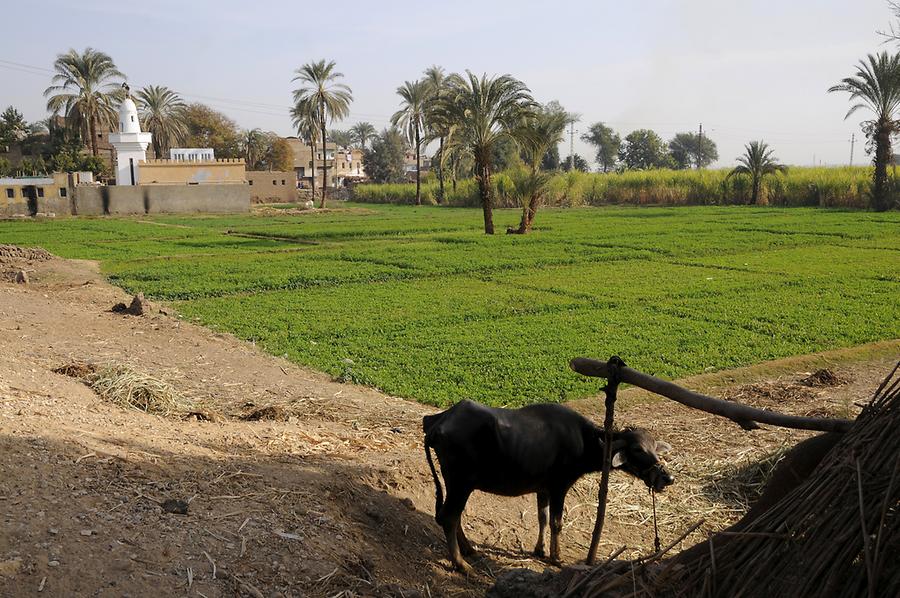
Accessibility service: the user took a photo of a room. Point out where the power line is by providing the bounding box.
[0,57,863,142]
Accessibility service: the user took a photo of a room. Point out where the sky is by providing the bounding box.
[0,0,893,168]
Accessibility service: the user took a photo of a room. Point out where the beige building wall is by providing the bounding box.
[246,171,298,203]
[139,158,246,185]
[1,173,70,217]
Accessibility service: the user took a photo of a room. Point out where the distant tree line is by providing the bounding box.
[579,123,719,172]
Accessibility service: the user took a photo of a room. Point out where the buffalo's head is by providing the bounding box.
[610,428,674,492]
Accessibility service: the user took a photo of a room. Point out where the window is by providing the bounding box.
[272,180,276,185]
[37,188,45,198]
[308,160,313,168]
[5,188,13,199]
[281,180,286,185]
[59,187,67,197]
[248,180,253,186]
[131,116,134,122]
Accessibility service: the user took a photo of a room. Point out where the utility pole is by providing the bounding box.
[697,123,703,169]
[849,133,855,166]
[568,121,577,171]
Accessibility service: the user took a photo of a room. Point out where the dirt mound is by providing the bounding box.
[800,368,850,387]
[723,381,818,406]
[111,292,152,316]
[0,244,53,261]
[241,404,290,421]
[1,269,29,284]
[52,362,97,378]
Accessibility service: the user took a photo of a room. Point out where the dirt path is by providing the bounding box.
[1,254,897,597]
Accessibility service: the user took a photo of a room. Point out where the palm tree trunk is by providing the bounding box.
[89,116,99,157]
[515,167,541,234]
[320,100,327,209]
[309,140,317,202]
[751,174,760,205]
[873,120,892,211]
[415,127,421,206]
[437,137,445,204]
[475,154,494,234]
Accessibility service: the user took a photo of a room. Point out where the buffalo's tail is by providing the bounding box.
[423,417,444,516]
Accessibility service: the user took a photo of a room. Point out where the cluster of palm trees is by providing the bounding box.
[43,48,188,160]
[386,67,570,233]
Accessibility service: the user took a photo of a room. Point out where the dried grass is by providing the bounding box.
[56,361,189,416]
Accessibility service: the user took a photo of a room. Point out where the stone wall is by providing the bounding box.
[72,184,250,216]
[246,171,298,203]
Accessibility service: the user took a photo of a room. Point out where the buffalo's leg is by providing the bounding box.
[548,490,566,564]
[456,517,477,556]
[533,491,549,557]
[436,487,474,573]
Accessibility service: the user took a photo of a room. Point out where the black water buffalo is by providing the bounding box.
[423,399,674,572]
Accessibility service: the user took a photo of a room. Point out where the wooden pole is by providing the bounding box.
[569,357,853,433]
[586,357,623,564]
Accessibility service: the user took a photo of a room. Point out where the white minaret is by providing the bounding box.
[108,84,152,186]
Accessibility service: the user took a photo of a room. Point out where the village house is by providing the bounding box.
[0,172,75,217]
[403,150,431,182]
[284,137,366,188]
[246,170,298,203]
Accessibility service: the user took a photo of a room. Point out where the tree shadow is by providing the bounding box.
[0,429,505,597]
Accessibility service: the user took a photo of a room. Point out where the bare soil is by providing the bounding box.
[0,252,897,597]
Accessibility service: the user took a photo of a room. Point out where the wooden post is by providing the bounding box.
[586,356,624,564]
[569,357,853,433]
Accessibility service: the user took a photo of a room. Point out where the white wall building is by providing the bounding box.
[108,88,152,186]
[170,148,215,162]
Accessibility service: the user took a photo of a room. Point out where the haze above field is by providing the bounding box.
[0,0,890,168]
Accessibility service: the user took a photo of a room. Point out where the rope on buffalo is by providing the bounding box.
[651,488,661,553]
[586,355,625,565]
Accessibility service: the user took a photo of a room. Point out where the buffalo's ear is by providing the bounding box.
[611,451,627,468]
[655,441,672,455]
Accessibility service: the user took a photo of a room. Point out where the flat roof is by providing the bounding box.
[0,177,55,185]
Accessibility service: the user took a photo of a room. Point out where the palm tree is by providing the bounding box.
[509,106,568,233]
[423,65,450,202]
[291,101,319,201]
[292,60,353,208]
[727,141,787,205]
[829,52,900,211]
[329,129,354,148]
[44,48,125,157]
[391,80,429,205]
[243,128,269,169]
[350,121,376,150]
[436,71,536,233]
[134,85,186,159]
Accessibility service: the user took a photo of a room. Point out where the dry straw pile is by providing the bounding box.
[55,362,189,416]
[565,362,900,598]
